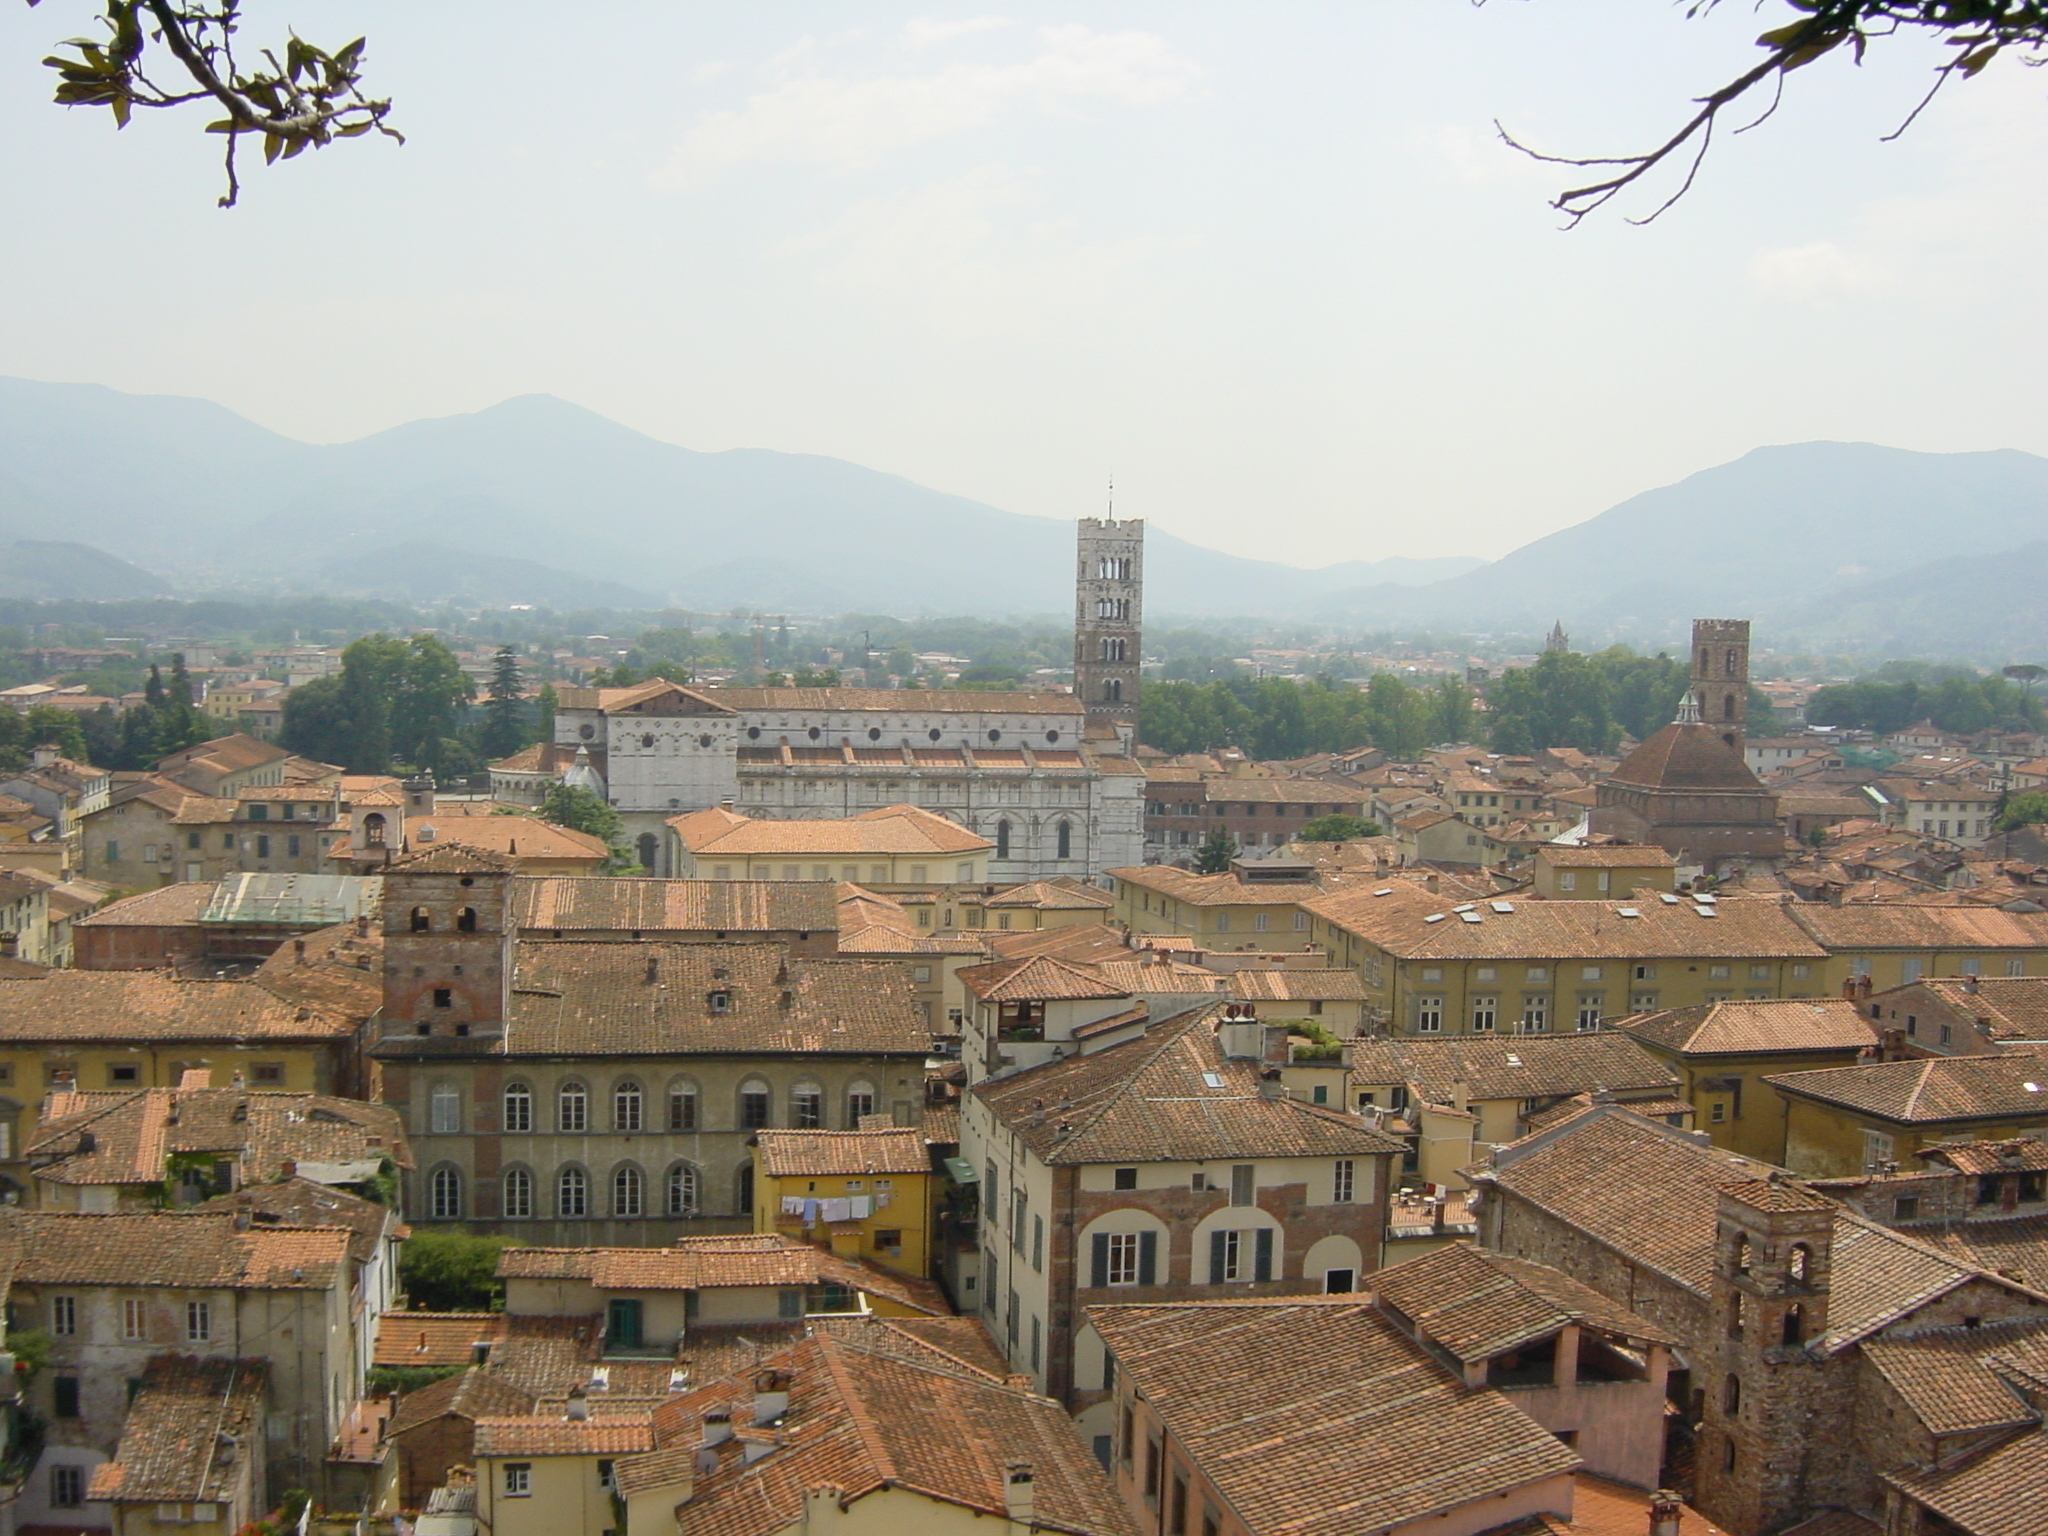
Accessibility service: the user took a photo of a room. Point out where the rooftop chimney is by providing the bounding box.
[1649,1490,1683,1536]
[1966,974,1981,994]
[753,1369,792,1426]
[700,1410,733,1449]
[565,1387,589,1422]
[232,1208,252,1231]
[293,938,307,965]
[1004,1462,1036,1530]
[1258,1068,1284,1101]
[1425,873,1440,893]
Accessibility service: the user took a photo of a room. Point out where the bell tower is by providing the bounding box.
[380,842,517,1041]
[1692,619,1751,755]
[1074,514,1143,721]
[1702,1177,1834,1536]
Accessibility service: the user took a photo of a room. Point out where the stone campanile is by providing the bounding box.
[1692,618,1750,754]
[1074,516,1143,719]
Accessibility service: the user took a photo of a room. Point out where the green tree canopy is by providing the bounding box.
[1297,813,1384,843]
[1192,828,1239,874]
[2000,791,2048,832]
[398,1229,508,1311]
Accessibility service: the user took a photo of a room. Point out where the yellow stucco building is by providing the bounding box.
[753,1126,935,1277]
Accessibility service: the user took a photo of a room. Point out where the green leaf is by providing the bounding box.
[111,96,130,129]
[263,131,282,164]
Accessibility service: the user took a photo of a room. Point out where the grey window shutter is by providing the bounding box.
[1254,1227,1274,1282]
[1137,1230,1157,1286]
[1209,1229,1227,1284]
[1090,1232,1110,1288]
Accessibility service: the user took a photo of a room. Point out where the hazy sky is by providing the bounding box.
[2,2,2043,565]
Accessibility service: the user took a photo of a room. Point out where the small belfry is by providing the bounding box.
[1692,617,1750,754]
[1073,493,1143,720]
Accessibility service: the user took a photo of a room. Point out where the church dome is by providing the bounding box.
[1607,722,1763,792]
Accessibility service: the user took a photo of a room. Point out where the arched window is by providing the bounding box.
[456,907,478,933]
[1724,1373,1742,1415]
[1104,679,1122,703]
[790,1079,824,1129]
[739,1079,770,1130]
[502,1083,532,1133]
[428,1083,461,1135]
[846,1080,877,1128]
[667,1162,701,1217]
[613,1080,643,1133]
[666,1080,698,1132]
[503,1167,533,1220]
[736,1160,754,1215]
[365,812,388,847]
[558,1082,588,1134]
[410,906,432,933]
[429,1165,462,1220]
[1733,1233,1753,1275]
[1723,695,1736,721]
[557,1165,588,1218]
[995,820,1011,861]
[1789,1242,1811,1284]
[613,1164,644,1218]
[1782,1303,1805,1347]
[636,832,658,872]
[1056,822,1072,861]
[1726,649,1739,678]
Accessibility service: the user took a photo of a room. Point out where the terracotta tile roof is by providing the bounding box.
[1862,1322,2048,1436]
[390,820,609,864]
[754,1128,930,1178]
[982,880,1113,910]
[0,970,354,1043]
[516,877,836,934]
[497,1234,948,1315]
[473,1416,655,1456]
[1090,1298,1579,1536]
[627,1332,1131,1536]
[1622,999,1879,1057]
[1107,866,1326,907]
[1227,969,1368,1003]
[386,842,520,875]
[1367,1241,1676,1361]
[1887,1427,2048,1536]
[974,1008,1405,1165]
[72,882,216,928]
[1536,846,1678,869]
[1348,1032,1677,1104]
[804,1314,1010,1379]
[702,686,1084,716]
[387,1367,536,1437]
[375,1312,508,1370]
[5,1209,348,1289]
[376,943,928,1061]
[160,733,289,776]
[27,1087,407,1187]
[1912,979,2048,1042]
[191,1178,394,1266]
[958,954,1128,1003]
[1766,1054,2048,1125]
[87,1356,267,1504]
[1482,1108,2015,1350]
[1786,903,2048,952]
[1607,723,1766,792]
[1307,885,1825,962]
[670,804,992,858]
[1479,1108,1788,1295]
[1920,1138,2048,1175]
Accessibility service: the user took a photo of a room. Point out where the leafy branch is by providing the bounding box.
[1495,0,2048,226]
[28,0,400,206]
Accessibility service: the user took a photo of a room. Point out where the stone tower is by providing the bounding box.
[1073,516,1143,719]
[1701,1178,1834,1536]
[380,842,518,1041]
[1692,619,1750,754]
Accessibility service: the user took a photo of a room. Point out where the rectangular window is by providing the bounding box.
[1416,996,1444,1033]
[1902,958,1926,983]
[1710,1101,1727,1124]
[1749,964,1772,981]
[1792,963,1811,980]
[1521,997,1549,1033]
[429,1085,461,1134]
[740,1090,769,1130]
[287,833,301,857]
[791,1090,823,1129]
[186,830,201,850]
[1630,992,1658,1013]
[667,1087,696,1132]
[1708,964,1731,981]
[1230,1164,1255,1206]
[1113,1166,1138,1190]
[1579,965,1602,982]
[1576,995,1604,1030]
[1032,1214,1045,1272]
[123,1297,146,1340]
[1470,997,1497,1032]
[53,1377,79,1418]
[1208,1227,1275,1283]
[255,835,270,859]
[503,1464,531,1497]
[51,1466,84,1508]
[51,1296,76,1337]
[1333,1159,1354,1204]
[186,1300,210,1342]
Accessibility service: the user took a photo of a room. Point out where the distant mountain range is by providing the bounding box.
[0,378,1480,616]
[2,376,2045,655]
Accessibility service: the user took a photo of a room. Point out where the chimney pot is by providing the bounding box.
[566,1388,589,1422]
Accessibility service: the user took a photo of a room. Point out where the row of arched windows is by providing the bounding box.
[408,905,480,933]
[439,1078,880,1136]
[428,1160,728,1221]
